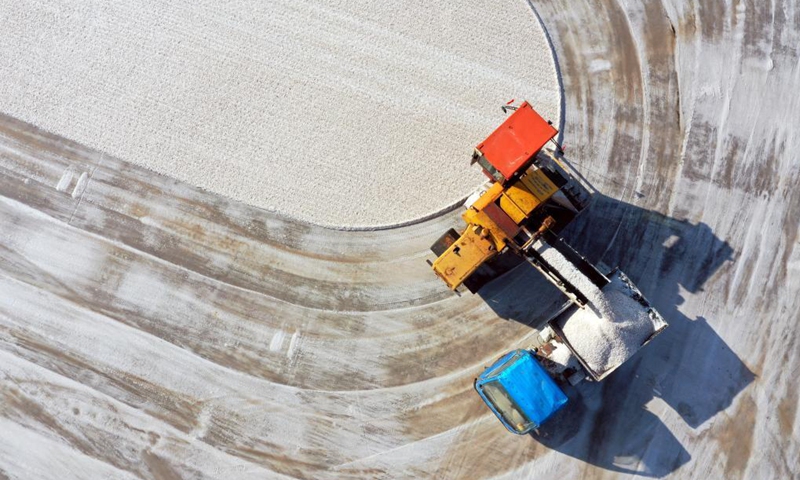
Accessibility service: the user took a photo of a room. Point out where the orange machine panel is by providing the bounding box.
[476,102,557,181]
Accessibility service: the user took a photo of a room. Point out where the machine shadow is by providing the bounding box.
[476,193,753,477]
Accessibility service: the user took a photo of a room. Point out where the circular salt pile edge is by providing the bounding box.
[0,1,562,229]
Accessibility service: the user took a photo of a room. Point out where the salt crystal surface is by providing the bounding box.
[538,243,603,299]
[557,272,666,378]
[0,0,561,228]
[538,244,666,378]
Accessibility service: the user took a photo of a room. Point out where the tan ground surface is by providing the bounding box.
[1,0,799,478]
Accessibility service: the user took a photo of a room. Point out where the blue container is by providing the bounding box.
[475,349,568,434]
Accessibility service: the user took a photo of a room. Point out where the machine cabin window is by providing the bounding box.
[479,381,534,433]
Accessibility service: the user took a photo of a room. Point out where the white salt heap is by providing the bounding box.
[0,0,561,228]
[539,244,666,379]
[538,243,604,299]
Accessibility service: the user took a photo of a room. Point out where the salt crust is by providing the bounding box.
[0,0,561,228]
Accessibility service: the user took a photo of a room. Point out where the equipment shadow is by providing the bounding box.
[476,193,753,477]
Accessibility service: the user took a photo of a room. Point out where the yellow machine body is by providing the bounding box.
[431,226,499,290]
[432,167,559,290]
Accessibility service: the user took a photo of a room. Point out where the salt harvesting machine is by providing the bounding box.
[429,102,668,434]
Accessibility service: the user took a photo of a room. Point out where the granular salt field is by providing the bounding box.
[0,0,560,228]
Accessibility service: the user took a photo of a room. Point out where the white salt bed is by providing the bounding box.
[0,0,561,228]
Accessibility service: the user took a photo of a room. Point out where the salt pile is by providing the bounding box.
[539,244,667,379]
[538,243,604,300]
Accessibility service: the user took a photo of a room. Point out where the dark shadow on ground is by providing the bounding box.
[476,193,752,477]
